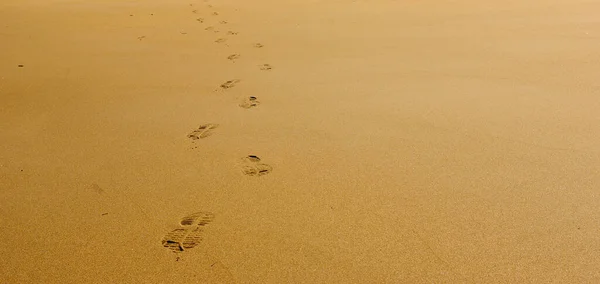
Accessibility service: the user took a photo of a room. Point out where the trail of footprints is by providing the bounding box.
[161,1,275,255]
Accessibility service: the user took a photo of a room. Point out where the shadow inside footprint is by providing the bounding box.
[244,155,261,162]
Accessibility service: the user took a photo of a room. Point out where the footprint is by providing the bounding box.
[220,20,228,24]
[220,79,240,89]
[205,26,215,31]
[187,124,218,140]
[91,183,105,195]
[162,228,200,252]
[180,211,215,226]
[196,18,204,23]
[192,9,198,14]
[239,96,260,109]
[215,38,227,43]
[259,64,272,71]
[227,54,240,61]
[212,12,219,16]
[254,43,264,48]
[227,31,238,35]
[162,212,215,253]
[137,36,146,41]
[243,164,273,176]
[241,155,272,176]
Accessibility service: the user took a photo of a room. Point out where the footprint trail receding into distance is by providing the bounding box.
[167,1,274,273]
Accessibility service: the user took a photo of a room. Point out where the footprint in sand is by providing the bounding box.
[212,12,219,16]
[254,43,264,48]
[220,79,240,89]
[196,18,204,23]
[259,64,273,71]
[162,212,215,252]
[215,38,227,43]
[227,31,238,35]
[188,124,218,140]
[240,155,272,176]
[180,211,215,226]
[220,20,228,24]
[205,27,220,33]
[227,54,240,62]
[239,96,260,109]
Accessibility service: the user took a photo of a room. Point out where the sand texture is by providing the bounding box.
[2,0,600,283]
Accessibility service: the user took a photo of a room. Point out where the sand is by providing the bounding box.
[1,0,600,283]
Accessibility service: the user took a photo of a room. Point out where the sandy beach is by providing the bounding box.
[2,0,600,283]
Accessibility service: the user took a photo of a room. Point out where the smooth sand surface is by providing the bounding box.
[2,0,600,283]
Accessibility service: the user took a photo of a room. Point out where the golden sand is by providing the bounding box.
[1,0,600,282]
